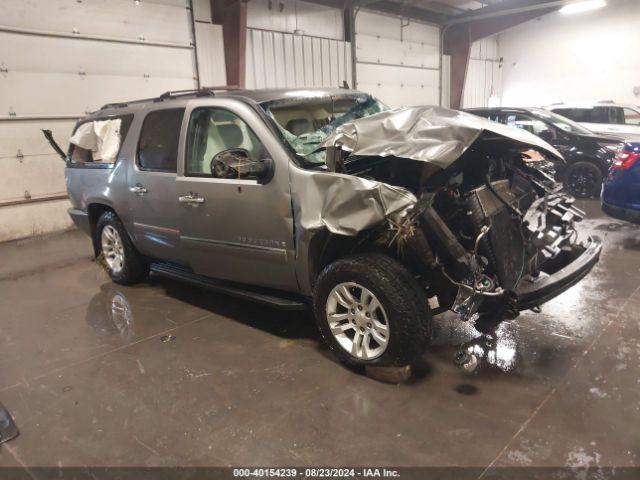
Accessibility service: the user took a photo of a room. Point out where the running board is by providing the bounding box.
[150,262,308,311]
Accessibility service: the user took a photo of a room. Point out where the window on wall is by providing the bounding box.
[137,109,185,172]
[185,108,267,180]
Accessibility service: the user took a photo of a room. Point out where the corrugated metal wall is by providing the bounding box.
[462,36,502,108]
[0,0,225,242]
[246,29,351,89]
[245,0,351,90]
[354,10,440,108]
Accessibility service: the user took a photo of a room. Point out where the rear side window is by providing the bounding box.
[68,114,133,166]
[137,109,185,172]
[553,108,592,123]
[623,108,640,125]
[592,106,624,124]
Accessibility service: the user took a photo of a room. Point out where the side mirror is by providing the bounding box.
[210,148,273,181]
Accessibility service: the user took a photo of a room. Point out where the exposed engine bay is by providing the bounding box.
[318,112,596,325]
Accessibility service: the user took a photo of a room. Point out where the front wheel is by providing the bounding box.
[564,161,603,198]
[313,253,431,367]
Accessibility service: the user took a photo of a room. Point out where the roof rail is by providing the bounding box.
[155,89,216,102]
[597,100,615,104]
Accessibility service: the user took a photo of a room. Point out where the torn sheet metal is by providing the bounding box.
[321,106,563,169]
[69,118,122,163]
[289,167,417,294]
[291,170,416,237]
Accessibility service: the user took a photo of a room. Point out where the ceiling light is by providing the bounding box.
[560,0,606,14]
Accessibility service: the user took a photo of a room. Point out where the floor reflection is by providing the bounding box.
[86,284,135,341]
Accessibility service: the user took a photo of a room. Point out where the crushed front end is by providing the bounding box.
[321,106,602,324]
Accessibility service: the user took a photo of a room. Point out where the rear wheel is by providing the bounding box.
[564,161,603,198]
[313,253,431,367]
[96,211,149,285]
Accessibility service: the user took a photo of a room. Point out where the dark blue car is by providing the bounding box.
[602,142,640,224]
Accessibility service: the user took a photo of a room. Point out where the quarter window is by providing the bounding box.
[185,108,267,180]
[68,114,133,165]
[623,108,640,126]
[138,109,185,172]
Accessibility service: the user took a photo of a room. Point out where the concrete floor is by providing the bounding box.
[0,200,638,474]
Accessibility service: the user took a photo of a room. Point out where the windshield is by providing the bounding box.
[261,94,388,166]
[531,108,593,135]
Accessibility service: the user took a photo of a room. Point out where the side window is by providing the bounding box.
[554,108,591,122]
[508,114,555,140]
[137,108,185,172]
[593,106,623,124]
[623,108,640,126]
[185,107,267,180]
[68,114,133,166]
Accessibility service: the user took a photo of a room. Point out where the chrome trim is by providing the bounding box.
[133,222,180,236]
[181,235,288,259]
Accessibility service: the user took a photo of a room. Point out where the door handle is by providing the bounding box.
[129,184,148,195]
[178,194,205,206]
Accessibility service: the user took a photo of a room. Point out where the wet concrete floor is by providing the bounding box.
[0,200,638,472]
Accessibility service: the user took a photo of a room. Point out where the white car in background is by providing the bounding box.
[546,102,640,139]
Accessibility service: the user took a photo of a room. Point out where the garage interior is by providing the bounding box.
[1,0,639,477]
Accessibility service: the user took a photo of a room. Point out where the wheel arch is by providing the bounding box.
[87,203,119,257]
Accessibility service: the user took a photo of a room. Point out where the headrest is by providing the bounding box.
[286,118,312,136]
[218,123,244,149]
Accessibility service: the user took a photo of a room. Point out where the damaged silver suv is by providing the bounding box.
[48,88,602,368]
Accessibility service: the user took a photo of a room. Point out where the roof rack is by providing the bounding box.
[155,89,215,102]
[98,86,243,111]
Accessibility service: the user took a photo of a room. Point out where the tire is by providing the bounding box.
[313,253,431,367]
[563,161,603,198]
[95,210,149,285]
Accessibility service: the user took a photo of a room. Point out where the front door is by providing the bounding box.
[176,102,298,292]
[127,108,184,264]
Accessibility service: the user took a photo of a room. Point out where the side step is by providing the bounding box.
[150,262,308,311]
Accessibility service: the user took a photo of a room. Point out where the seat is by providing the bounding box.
[286,118,312,136]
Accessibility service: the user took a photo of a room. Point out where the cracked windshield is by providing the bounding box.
[263,94,387,165]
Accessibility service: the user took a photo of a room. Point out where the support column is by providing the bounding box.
[211,0,247,88]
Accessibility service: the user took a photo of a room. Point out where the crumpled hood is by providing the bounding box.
[321,105,563,169]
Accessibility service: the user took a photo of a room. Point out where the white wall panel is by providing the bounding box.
[0,0,191,45]
[0,33,195,79]
[247,0,343,40]
[462,36,501,108]
[194,23,227,87]
[192,0,212,23]
[0,199,72,243]
[354,10,440,108]
[499,0,640,106]
[1,73,194,115]
[356,63,439,108]
[246,28,351,90]
[0,0,226,242]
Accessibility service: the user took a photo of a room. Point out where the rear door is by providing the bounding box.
[176,99,298,292]
[127,108,185,264]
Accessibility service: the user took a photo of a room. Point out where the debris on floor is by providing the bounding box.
[365,365,412,384]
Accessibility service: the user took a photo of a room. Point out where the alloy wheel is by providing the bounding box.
[325,282,390,360]
[567,165,599,197]
[101,225,125,274]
